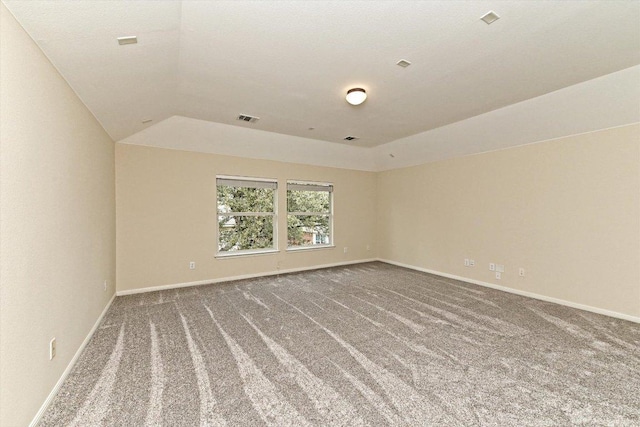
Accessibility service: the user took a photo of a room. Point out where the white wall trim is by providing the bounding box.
[377,258,640,324]
[116,258,377,296]
[29,293,117,427]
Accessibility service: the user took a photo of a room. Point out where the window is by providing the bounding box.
[216,176,277,255]
[287,181,333,248]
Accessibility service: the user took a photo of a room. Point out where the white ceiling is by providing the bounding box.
[116,66,640,172]
[4,0,640,149]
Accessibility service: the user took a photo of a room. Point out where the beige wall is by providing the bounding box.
[0,5,116,426]
[115,143,377,292]
[2,1,637,423]
[117,126,640,318]
[378,124,640,318]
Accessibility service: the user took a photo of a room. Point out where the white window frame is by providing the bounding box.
[286,180,334,251]
[216,175,279,258]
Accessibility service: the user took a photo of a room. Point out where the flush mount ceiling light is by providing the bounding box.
[346,88,367,106]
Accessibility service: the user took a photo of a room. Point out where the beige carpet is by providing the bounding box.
[40,262,640,426]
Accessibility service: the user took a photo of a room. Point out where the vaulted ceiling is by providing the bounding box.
[4,1,640,151]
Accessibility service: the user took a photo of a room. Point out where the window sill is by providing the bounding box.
[286,245,335,252]
[215,249,280,259]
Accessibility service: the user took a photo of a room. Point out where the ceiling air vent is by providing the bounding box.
[480,11,500,25]
[117,36,137,45]
[237,114,260,123]
[343,136,359,141]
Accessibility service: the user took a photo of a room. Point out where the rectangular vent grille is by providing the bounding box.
[117,36,138,45]
[237,114,260,123]
[343,136,359,141]
[480,11,500,25]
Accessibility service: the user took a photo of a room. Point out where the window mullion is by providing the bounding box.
[288,212,329,216]
[217,212,275,216]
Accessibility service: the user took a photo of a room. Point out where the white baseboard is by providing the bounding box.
[29,293,117,427]
[116,258,378,296]
[377,258,640,324]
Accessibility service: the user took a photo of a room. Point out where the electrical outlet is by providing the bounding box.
[103,280,107,291]
[343,247,348,254]
[519,268,525,277]
[495,272,501,280]
[464,258,470,267]
[489,263,495,271]
[189,262,196,270]
[50,338,56,360]
[496,264,505,273]
[469,259,475,267]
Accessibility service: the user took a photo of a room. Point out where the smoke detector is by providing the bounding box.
[237,114,260,123]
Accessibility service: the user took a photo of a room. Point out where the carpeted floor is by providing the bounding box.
[40,262,639,426]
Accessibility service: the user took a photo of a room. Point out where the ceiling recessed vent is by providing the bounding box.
[237,114,260,123]
[480,11,500,25]
[343,136,359,141]
[396,59,412,68]
[117,36,137,45]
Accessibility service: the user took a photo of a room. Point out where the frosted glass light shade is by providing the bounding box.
[346,88,367,105]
